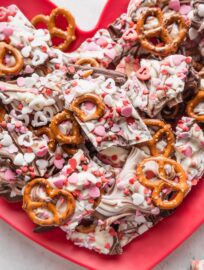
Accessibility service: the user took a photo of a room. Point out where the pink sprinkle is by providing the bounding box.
[3,27,13,37]
[171,55,186,66]
[105,48,116,60]
[68,172,78,184]
[96,37,108,47]
[53,179,65,189]
[54,158,65,169]
[7,123,15,131]
[84,42,99,51]
[179,5,192,15]
[89,186,100,198]
[17,77,25,87]
[151,207,160,215]
[24,65,34,74]
[169,0,180,11]
[182,146,193,157]
[36,146,48,157]
[4,169,16,181]
[94,125,106,137]
[84,101,95,111]
[121,106,132,117]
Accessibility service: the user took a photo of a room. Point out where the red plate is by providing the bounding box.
[0,0,204,269]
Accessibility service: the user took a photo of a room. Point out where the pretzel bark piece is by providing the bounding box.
[0,42,24,76]
[136,8,187,56]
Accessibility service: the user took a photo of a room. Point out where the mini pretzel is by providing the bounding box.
[23,178,75,226]
[50,110,83,144]
[32,7,76,51]
[140,119,175,157]
[186,90,204,122]
[0,42,24,76]
[35,127,57,152]
[136,8,187,56]
[70,94,106,122]
[75,58,99,78]
[136,156,189,209]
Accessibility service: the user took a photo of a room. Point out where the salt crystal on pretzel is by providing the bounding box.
[0,70,65,128]
[122,54,191,117]
[175,116,204,186]
[63,74,151,150]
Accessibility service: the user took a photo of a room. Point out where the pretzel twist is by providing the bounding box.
[50,110,83,144]
[70,94,106,122]
[186,90,204,122]
[136,8,187,56]
[0,42,24,76]
[140,119,175,157]
[136,156,189,209]
[35,127,57,152]
[23,178,75,226]
[32,7,76,51]
[75,58,99,78]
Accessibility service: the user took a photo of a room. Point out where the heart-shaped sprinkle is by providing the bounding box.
[169,0,180,11]
[18,132,33,147]
[14,153,27,166]
[8,144,18,154]
[21,46,31,58]
[105,48,116,60]
[24,153,35,163]
[54,158,65,169]
[68,158,77,170]
[24,65,34,74]
[3,27,13,37]
[104,94,113,107]
[121,106,132,117]
[4,169,16,181]
[7,123,15,131]
[94,125,106,137]
[53,179,65,189]
[36,146,48,157]
[32,112,48,127]
[132,193,144,205]
[179,4,191,15]
[89,186,100,198]
[198,4,204,17]
[1,134,12,146]
[17,77,25,87]
[182,146,193,157]
[68,172,78,184]
[36,159,48,170]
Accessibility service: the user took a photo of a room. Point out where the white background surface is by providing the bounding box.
[0,0,203,269]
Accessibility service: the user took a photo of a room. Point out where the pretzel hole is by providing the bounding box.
[143,16,160,30]
[2,53,17,67]
[156,140,167,154]
[167,23,180,39]
[34,207,54,220]
[80,101,97,116]
[58,120,73,136]
[51,36,67,48]
[143,161,159,182]
[30,185,49,201]
[54,14,69,31]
